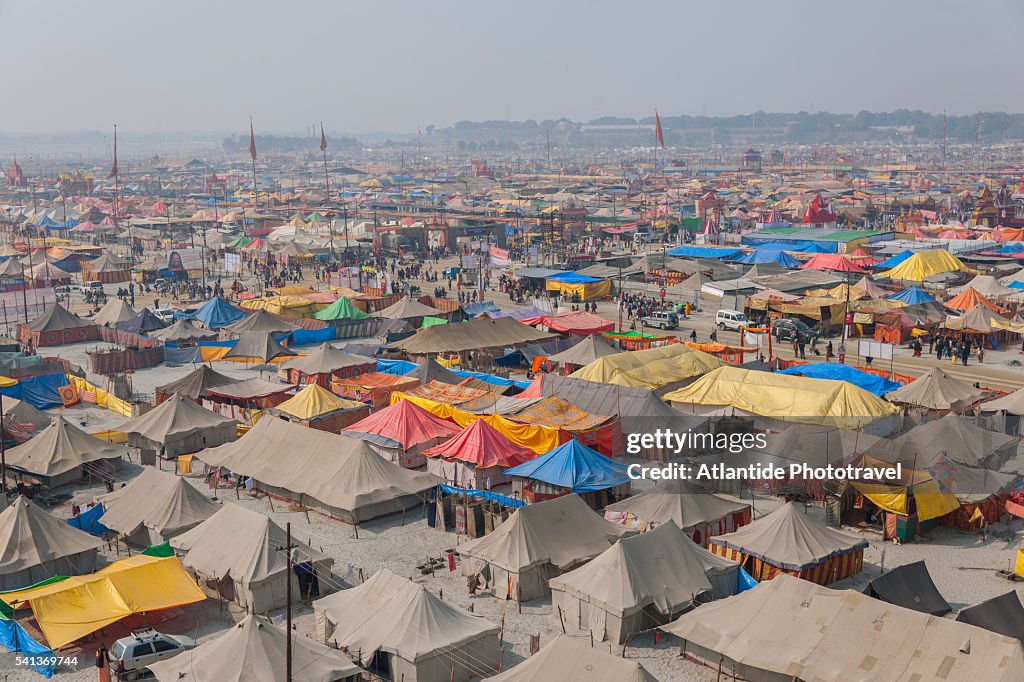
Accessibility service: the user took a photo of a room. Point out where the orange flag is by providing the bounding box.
[654,111,666,148]
[320,123,327,152]
[249,119,257,160]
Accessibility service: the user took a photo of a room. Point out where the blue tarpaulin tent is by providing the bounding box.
[0,373,69,410]
[886,285,935,305]
[777,362,901,396]
[176,296,246,329]
[67,504,108,536]
[0,619,55,677]
[875,250,915,270]
[996,243,1024,254]
[726,247,802,267]
[667,245,742,259]
[505,440,630,493]
[546,272,603,284]
[376,359,419,376]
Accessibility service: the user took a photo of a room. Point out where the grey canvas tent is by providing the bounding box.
[392,317,556,354]
[4,416,128,488]
[458,494,635,601]
[885,367,988,412]
[486,635,658,682]
[0,496,103,590]
[148,613,360,682]
[223,331,296,363]
[865,413,1018,470]
[663,573,1024,682]
[863,560,952,615]
[277,342,374,376]
[546,335,621,367]
[155,365,237,402]
[313,569,500,682]
[376,296,443,320]
[223,309,299,337]
[603,480,750,544]
[116,393,238,457]
[196,417,440,524]
[97,468,221,546]
[172,504,333,613]
[549,521,739,643]
[956,591,1024,642]
[92,298,136,326]
[149,319,218,344]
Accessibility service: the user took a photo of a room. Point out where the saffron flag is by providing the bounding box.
[107,126,118,179]
[249,119,257,160]
[654,111,665,148]
[320,123,327,152]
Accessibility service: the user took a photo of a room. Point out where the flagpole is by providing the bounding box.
[249,117,259,213]
[320,123,335,261]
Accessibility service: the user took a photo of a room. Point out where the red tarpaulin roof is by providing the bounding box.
[540,311,616,335]
[799,253,869,274]
[422,418,534,468]
[945,287,1006,314]
[343,399,461,449]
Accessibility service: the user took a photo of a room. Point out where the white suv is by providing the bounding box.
[715,309,748,331]
[108,628,194,679]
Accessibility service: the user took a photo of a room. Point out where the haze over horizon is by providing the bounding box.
[2,0,1023,136]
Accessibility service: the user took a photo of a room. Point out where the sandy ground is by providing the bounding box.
[3,468,1024,681]
[2,261,1024,679]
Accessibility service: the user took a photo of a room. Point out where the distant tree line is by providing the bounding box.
[222,134,360,153]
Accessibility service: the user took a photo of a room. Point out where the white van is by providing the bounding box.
[715,309,748,331]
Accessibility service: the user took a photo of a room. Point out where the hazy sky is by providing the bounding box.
[2,0,1022,135]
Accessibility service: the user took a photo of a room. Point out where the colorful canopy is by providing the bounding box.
[878,249,970,281]
[504,440,629,492]
[313,296,369,321]
[423,419,534,469]
[344,399,462,449]
[272,383,366,420]
[799,253,869,274]
[886,285,935,305]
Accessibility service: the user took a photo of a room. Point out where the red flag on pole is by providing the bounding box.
[249,119,257,160]
[654,111,666,148]
[107,125,118,178]
[320,123,327,152]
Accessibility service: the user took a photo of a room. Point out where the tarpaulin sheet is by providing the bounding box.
[667,245,742,259]
[504,439,630,492]
[288,326,336,346]
[450,368,531,390]
[376,359,418,376]
[67,504,108,536]
[0,619,55,677]
[778,362,901,396]
[68,376,132,417]
[879,249,971,281]
[1,555,206,648]
[390,393,559,454]
[436,484,527,508]
[177,296,246,328]
[544,279,612,301]
[163,345,202,364]
[0,373,69,410]
[87,346,164,374]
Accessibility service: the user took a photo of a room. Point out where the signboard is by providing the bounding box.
[489,246,510,269]
[858,340,894,360]
[224,253,241,274]
[167,248,203,272]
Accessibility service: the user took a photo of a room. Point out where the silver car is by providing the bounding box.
[108,628,195,680]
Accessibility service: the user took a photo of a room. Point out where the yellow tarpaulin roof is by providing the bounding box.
[569,343,725,390]
[390,394,559,454]
[663,366,899,428]
[273,383,366,419]
[3,554,206,648]
[878,249,971,282]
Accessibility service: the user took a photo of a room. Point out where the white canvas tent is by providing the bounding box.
[604,479,750,545]
[97,468,221,546]
[196,417,440,524]
[0,496,103,590]
[171,505,333,613]
[550,521,739,643]
[4,416,128,488]
[663,573,1024,682]
[486,635,659,682]
[458,494,634,601]
[148,613,360,682]
[116,393,238,457]
[313,569,500,682]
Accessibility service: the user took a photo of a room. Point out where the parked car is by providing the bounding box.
[79,281,104,294]
[152,278,169,293]
[108,628,194,680]
[640,310,679,330]
[772,318,819,343]
[715,309,748,331]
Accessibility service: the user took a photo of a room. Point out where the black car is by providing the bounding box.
[772,318,818,343]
